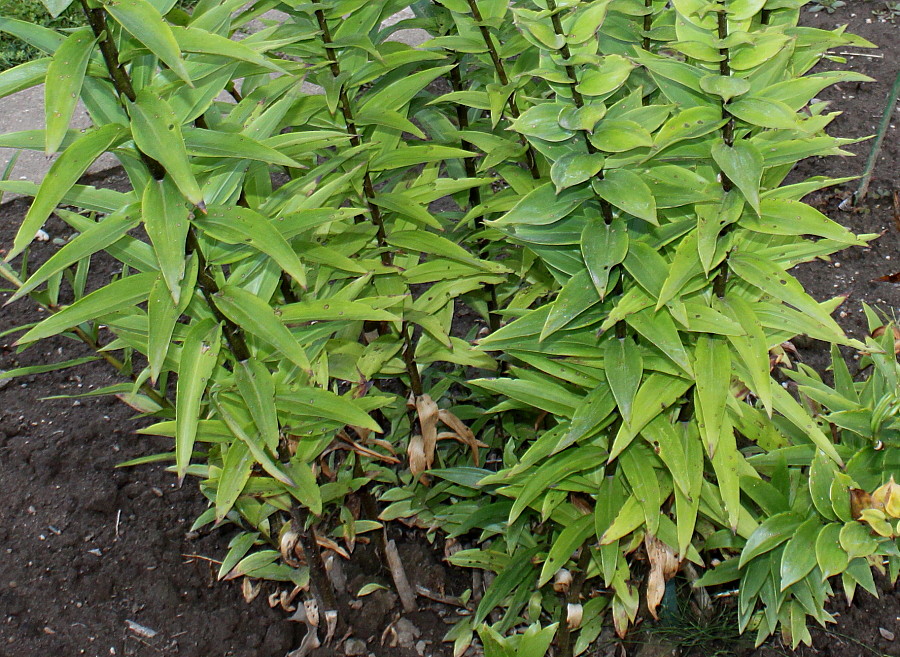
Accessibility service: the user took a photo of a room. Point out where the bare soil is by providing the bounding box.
[1,3,899,656]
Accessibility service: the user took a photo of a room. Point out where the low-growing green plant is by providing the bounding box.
[0,0,893,654]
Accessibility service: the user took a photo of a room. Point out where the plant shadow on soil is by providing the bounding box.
[2,4,900,656]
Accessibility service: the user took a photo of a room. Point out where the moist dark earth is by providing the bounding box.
[1,5,899,657]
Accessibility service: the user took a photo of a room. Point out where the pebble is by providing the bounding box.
[880,628,895,641]
[343,638,367,656]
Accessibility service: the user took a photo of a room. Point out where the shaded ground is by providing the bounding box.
[1,3,899,656]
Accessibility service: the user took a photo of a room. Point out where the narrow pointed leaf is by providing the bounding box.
[9,124,127,259]
[45,27,96,154]
[581,216,628,299]
[694,335,731,456]
[214,285,310,372]
[11,205,140,302]
[175,319,222,484]
[593,170,657,224]
[17,272,155,344]
[130,91,203,204]
[711,141,763,214]
[604,337,642,424]
[103,0,191,83]
[235,359,279,452]
[148,256,197,383]
[143,177,191,303]
[216,439,254,521]
[193,207,307,289]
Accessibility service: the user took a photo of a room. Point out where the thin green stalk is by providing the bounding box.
[310,0,424,402]
[712,6,734,300]
[853,68,900,205]
[449,61,501,333]
[463,0,541,179]
[310,0,389,263]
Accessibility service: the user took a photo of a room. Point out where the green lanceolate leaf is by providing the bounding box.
[183,128,301,167]
[604,337,642,425]
[40,0,76,17]
[147,257,196,383]
[142,176,191,303]
[581,216,628,299]
[620,444,663,535]
[592,170,657,225]
[213,393,294,487]
[17,272,156,344]
[511,103,574,142]
[235,358,279,452]
[538,514,594,587]
[729,252,844,333]
[171,25,285,73]
[699,74,750,102]
[809,450,838,521]
[507,447,607,524]
[214,285,310,372]
[490,182,594,228]
[541,270,601,340]
[694,335,731,456]
[276,386,381,433]
[711,140,763,215]
[45,27,96,155]
[711,418,741,532]
[130,91,203,205]
[103,0,191,83]
[780,517,821,591]
[193,206,307,289]
[216,439,254,522]
[839,522,877,559]
[10,205,141,303]
[739,512,802,568]
[9,124,127,260]
[175,318,222,484]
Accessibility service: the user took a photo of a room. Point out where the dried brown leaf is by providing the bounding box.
[645,534,680,620]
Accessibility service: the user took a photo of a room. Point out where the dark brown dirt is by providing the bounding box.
[2,4,900,656]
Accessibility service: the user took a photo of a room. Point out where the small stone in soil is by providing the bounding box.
[343,637,367,655]
[879,627,895,641]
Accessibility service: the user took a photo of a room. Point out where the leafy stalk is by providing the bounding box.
[463,0,541,179]
[712,6,733,299]
[79,0,251,362]
[309,0,423,397]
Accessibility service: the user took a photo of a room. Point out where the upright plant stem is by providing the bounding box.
[79,0,252,361]
[309,1,423,404]
[291,506,342,625]
[310,0,390,265]
[545,0,617,240]
[853,68,900,206]
[463,0,541,179]
[449,61,501,333]
[643,0,653,51]
[712,6,734,300]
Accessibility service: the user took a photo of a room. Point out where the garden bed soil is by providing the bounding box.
[2,4,900,656]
